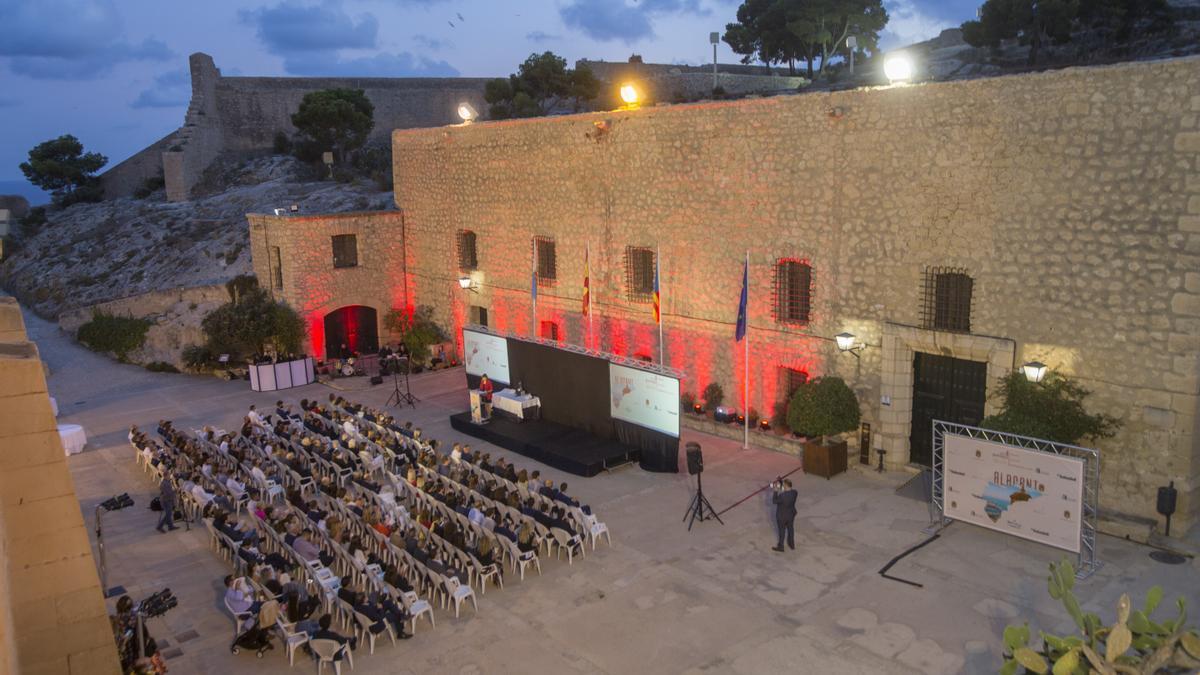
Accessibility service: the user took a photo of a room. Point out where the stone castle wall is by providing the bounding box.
[248,210,407,360]
[379,56,1200,531]
[0,298,121,674]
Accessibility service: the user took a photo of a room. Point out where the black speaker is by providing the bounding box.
[369,375,384,385]
[686,443,703,475]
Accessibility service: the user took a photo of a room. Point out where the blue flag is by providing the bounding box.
[735,258,748,341]
[531,270,538,302]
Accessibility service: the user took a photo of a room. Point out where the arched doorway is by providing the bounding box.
[323,305,378,360]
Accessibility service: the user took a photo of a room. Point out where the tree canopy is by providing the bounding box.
[979,371,1120,445]
[202,278,304,359]
[786,376,861,440]
[724,0,888,78]
[484,52,601,119]
[290,89,375,163]
[961,0,1174,65]
[19,135,107,206]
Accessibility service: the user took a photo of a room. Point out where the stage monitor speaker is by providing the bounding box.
[686,443,703,475]
[713,406,737,424]
[370,375,384,385]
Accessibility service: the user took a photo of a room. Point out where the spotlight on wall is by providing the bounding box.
[835,332,863,358]
[457,102,478,123]
[619,83,640,108]
[883,53,914,84]
[273,208,285,216]
[289,204,299,213]
[458,276,479,294]
[1022,361,1047,383]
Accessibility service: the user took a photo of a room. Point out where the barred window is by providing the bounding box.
[772,258,812,324]
[270,246,283,290]
[535,236,556,284]
[922,267,973,333]
[470,305,488,327]
[624,246,655,302]
[332,234,358,269]
[457,230,478,270]
[779,367,809,400]
[539,320,560,341]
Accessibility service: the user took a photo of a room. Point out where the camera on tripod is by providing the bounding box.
[138,588,177,618]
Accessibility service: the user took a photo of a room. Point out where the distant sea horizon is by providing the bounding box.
[0,179,50,206]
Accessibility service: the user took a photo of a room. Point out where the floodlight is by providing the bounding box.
[884,53,914,84]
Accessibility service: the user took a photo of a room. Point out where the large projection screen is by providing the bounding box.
[463,329,510,384]
[943,433,1084,553]
[608,363,680,437]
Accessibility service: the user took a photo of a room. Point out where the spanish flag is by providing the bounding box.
[652,253,661,324]
[582,246,590,317]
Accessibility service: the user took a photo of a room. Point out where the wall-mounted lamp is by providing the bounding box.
[458,276,479,293]
[836,332,863,358]
[1021,361,1047,383]
[457,102,478,123]
[883,53,914,85]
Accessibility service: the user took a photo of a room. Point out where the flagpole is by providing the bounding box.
[744,249,749,450]
[587,242,593,350]
[531,240,537,337]
[657,245,665,366]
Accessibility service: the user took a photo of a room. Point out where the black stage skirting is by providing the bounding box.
[449,412,639,477]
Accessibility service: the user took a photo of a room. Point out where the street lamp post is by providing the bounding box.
[709,32,719,92]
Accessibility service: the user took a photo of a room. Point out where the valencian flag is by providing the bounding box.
[652,255,661,324]
[582,247,590,316]
[735,257,748,341]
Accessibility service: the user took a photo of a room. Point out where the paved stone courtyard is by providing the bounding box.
[26,306,1199,674]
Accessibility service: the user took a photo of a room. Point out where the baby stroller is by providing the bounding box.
[230,600,278,658]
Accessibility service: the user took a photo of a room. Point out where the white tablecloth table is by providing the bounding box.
[58,423,87,456]
[491,389,541,421]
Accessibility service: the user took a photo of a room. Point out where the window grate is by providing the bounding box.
[778,367,809,401]
[624,246,656,303]
[270,246,283,290]
[457,230,478,270]
[539,320,560,341]
[921,266,973,333]
[332,234,358,269]
[535,236,556,285]
[772,258,812,325]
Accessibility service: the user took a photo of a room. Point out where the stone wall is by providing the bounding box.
[0,297,121,674]
[382,56,1200,532]
[104,52,492,202]
[58,285,228,368]
[248,211,407,360]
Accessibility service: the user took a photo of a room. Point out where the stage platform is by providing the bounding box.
[449,412,639,477]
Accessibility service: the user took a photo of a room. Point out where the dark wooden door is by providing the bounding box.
[323,306,378,360]
[909,353,986,465]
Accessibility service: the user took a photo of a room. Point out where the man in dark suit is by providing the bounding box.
[156,472,178,533]
[771,479,798,552]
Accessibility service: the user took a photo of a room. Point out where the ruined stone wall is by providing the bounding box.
[384,56,1200,531]
[248,211,407,360]
[96,129,179,200]
[0,298,121,675]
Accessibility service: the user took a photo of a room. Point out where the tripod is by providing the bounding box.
[385,357,419,408]
[683,472,723,531]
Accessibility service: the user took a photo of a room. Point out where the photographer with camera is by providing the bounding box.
[770,478,797,552]
[155,471,178,533]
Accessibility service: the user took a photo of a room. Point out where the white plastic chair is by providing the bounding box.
[443,576,477,618]
[223,596,252,639]
[582,512,611,550]
[400,590,434,632]
[352,610,395,654]
[472,558,503,594]
[309,638,350,675]
[275,619,309,666]
[549,528,583,565]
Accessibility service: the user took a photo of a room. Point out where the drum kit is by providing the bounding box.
[336,357,362,377]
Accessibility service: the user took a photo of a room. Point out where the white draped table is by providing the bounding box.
[492,389,541,421]
[58,423,87,456]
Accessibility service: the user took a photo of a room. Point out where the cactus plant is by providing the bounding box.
[1000,558,1200,674]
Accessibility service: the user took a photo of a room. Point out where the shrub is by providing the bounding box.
[145,361,180,373]
[786,376,860,442]
[702,382,724,412]
[133,174,165,199]
[77,312,151,361]
[680,391,696,412]
[384,305,447,364]
[711,85,727,99]
[202,287,303,360]
[981,371,1120,445]
[182,344,217,369]
[272,131,292,155]
[18,206,47,237]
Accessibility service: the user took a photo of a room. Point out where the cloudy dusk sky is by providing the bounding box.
[0,0,982,199]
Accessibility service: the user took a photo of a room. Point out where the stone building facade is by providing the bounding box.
[0,297,121,674]
[252,56,1200,534]
[248,211,407,361]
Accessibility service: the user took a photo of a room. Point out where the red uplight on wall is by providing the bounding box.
[692,403,703,414]
[760,419,771,431]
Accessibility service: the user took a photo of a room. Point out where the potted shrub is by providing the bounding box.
[702,382,724,415]
[680,391,696,414]
[787,376,861,479]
